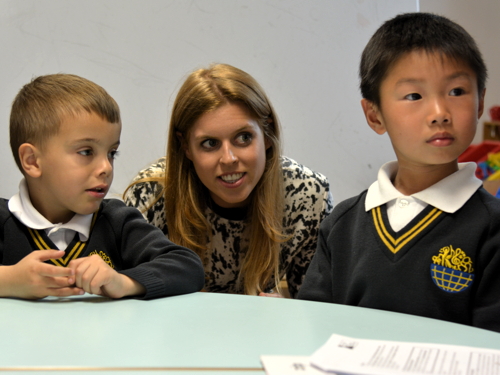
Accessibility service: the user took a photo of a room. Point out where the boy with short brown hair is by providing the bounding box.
[0,74,204,299]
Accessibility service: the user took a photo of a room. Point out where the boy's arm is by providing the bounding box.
[286,188,334,298]
[296,217,335,302]
[471,199,500,332]
[91,200,204,299]
[0,200,83,299]
[297,192,364,302]
[0,250,84,299]
[472,241,500,332]
[68,255,145,298]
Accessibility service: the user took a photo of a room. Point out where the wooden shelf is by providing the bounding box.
[483,121,500,141]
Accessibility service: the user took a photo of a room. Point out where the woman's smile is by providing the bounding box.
[219,172,245,184]
[185,102,268,208]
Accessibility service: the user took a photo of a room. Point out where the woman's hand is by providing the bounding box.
[258,292,284,298]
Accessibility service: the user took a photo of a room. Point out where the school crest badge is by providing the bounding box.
[430,245,474,293]
[89,250,115,269]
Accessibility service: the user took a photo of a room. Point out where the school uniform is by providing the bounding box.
[298,162,500,332]
[1,180,205,299]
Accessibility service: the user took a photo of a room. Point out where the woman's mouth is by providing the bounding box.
[220,173,244,184]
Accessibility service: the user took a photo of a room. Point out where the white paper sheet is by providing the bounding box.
[261,355,332,375]
[310,334,500,375]
[261,334,500,375]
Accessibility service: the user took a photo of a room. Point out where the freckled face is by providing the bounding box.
[30,112,121,224]
[184,102,269,208]
[366,51,484,170]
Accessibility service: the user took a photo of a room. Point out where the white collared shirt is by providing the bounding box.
[365,161,482,232]
[8,179,93,250]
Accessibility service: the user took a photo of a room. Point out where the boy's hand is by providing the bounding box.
[0,250,84,299]
[68,255,145,298]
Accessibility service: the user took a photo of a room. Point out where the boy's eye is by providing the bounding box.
[78,149,93,156]
[109,150,119,160]
[404,93,422,101]
[201,139,219,149]
[449,88,465,96]
[235,133,253,145]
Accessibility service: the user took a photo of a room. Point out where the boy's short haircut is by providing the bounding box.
[359,12,487,107]
[9,74,121,172]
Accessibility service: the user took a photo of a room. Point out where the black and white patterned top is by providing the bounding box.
[124,156,333,297]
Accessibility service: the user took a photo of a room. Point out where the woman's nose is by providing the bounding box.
[220,143,238,164]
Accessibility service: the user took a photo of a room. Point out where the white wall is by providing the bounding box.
[420,0,500,144]
[0,0,417,204]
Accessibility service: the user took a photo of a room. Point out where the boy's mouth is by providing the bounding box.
[427,132,454,147]
[86,186,108,194]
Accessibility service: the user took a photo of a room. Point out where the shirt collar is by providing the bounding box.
[8,179,93,241]
[365,161,482,213]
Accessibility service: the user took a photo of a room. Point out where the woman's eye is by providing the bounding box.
[450,88,465,96]
[236,133,253,144]
[201,139,218,149]
[404,93,422,101]
[78,149,93,156]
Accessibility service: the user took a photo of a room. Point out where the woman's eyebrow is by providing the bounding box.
[192,124,256,140]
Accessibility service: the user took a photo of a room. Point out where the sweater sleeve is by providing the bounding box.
[0,199,8,264]
[103,200,204,299]
[297,194,361,303]
[286,188,334,298]
[471,191,500,332]
[296,213,335,302]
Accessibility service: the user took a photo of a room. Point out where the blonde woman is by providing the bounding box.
[124,64,333,297]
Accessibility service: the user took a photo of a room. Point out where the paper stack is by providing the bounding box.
[261,334,500,375]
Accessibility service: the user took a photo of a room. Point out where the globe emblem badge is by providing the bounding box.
[431,245,474,293]
[430,264,474,293]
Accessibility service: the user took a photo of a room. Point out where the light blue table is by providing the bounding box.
[0,292,499,373]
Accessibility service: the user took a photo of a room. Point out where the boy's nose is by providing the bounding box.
[98,156,113,176]
[428,98,451,126]
[220,143,238,165]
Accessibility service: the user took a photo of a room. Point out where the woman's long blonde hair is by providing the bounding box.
[132,64,286,295]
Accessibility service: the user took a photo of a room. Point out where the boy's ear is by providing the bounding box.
[361,99,386,135]
[18,143,42,178]
[176,131,191,160]
[477,88,486,119]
